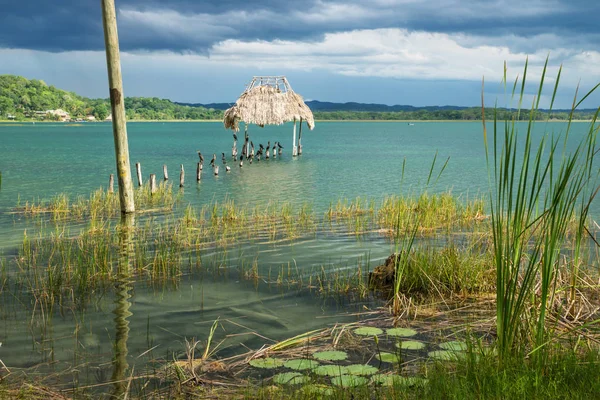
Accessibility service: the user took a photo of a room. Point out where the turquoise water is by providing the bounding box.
[0,120,597,393]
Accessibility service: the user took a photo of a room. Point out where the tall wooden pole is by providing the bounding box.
[102,0,135,213]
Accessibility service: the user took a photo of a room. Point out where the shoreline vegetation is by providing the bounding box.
[1,62,600,399]
[1,74,598,123]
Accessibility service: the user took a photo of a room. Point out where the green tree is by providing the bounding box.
[94,103,109,120]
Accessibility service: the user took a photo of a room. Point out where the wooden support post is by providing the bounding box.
[179,164,185,187]
[214,165,220,176]
[298,118,303,155]
[292,120,298,156]
[163,164,168,181]
[108,174,114,193]
[150,174,157,194]
[196,162,202,181]
[135,162,142,187]
[244,124,249,157]
[102,0,135,213]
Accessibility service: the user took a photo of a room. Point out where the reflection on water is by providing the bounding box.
[111,214,134,398]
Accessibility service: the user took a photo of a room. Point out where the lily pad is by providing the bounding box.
[314,365,350,376]
[284,359,320,371]
[249,358,285,369]
[331,374,368,388]
[439,341,467,351]
[354,327,384,336]
[428,350,465,361]
[375,352,400,363]
[345,364,379,376]
[312,350,348,361]
[272,372,311,385]
[386,327,418,337]
[396,340,426,350]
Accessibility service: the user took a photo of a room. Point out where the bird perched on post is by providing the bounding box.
[277,142,284,155]
[266,142,271,159]
[273,142,278,158]
[210,153,216,167]
[222,153,227,164]
[197,151,204,164]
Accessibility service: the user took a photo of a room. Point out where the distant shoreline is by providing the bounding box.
[0,119,594,124]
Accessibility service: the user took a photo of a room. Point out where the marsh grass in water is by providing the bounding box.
[16,181,180,221]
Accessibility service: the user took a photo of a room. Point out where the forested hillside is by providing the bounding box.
[0,75,222,121]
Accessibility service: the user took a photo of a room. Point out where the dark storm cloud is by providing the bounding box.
[1,0,599,53]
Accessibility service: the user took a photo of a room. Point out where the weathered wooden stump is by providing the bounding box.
[108,174,114,193]
[163,164,169,181]
[179,164,185,187]
[196,162,202,181]
[150,174,157,194]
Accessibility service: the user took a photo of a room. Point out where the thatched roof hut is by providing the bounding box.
[223,76,315,132]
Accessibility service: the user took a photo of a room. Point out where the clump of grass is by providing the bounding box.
[378,193,485,235]
[398,244,495,297]
[484,58,600,361]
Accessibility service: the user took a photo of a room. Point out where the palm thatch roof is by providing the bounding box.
[223,76,315,132]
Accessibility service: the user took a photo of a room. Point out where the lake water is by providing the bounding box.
[0,120,597,393]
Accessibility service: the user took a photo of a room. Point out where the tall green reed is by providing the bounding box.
[483,57,599,361]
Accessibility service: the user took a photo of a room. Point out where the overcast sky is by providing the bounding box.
[1,0,599,108]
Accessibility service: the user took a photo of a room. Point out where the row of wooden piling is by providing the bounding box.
[108,162,204,194]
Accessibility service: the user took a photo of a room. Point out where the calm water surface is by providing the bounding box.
[0,121,596,392]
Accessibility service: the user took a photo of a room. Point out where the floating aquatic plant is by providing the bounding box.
[353,327,383,336]
[438,341,467,351]
[386,327,417,337]
[345,364,379,376]
[396,340,426,350]
[284,359,320,371]
[314,365,350,376]
[331,374,368,388]
[375,352,400,363]
[249,358,285,369]
[272,372,311,385]
[312,350,348,361]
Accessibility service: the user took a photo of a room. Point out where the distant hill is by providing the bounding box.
[175,99,596,115]
[0,75,596,121]
[175,100,466,112]
[0,75,221,121]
